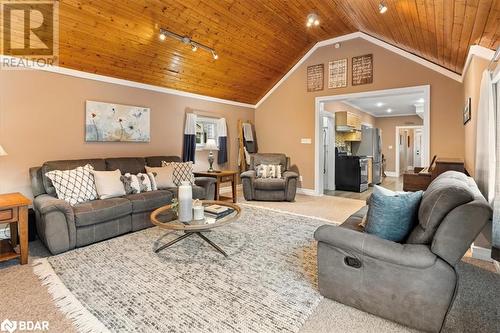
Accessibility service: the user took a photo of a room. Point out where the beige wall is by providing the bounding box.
[462,56,490,176]
[255,38,464,189]
[0,70,254,197]
[323,101,376,125]
[375,116,423,172]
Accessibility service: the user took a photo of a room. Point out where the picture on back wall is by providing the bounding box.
[85,101,150,142]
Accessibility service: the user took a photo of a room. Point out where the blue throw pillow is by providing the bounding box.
[365,190,423,242]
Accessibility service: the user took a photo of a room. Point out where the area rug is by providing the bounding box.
[34,206,329,333]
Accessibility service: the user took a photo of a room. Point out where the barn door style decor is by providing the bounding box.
[307,64,324,92]
[85,101,150,142]
[352,54,373,86]
[328,58,348,88]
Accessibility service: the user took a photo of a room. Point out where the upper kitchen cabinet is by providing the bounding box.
[335,111,361,141]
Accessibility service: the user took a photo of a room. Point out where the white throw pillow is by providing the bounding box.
[92,169,126,199]
[145,165,175,189]
[160,161,195,186]
[45,164,98,206]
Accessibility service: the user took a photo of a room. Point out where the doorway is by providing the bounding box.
[396,125,424,176]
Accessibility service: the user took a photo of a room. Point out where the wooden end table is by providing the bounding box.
[194,170,238,203]
[0,193,31,265]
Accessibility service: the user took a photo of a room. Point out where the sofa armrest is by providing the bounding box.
[314,225,437,268]
[240,170,256,179]
[33,194,76,254]
[194,177,216,200]
[282,171,298,179]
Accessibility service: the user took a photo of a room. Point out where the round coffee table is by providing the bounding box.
[150,200,241,257]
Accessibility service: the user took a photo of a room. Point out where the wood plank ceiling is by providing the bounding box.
[55,0,499,104]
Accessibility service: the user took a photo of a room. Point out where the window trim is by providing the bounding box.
[195,116,219,150]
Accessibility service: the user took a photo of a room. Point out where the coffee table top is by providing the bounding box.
[150,200,241,231]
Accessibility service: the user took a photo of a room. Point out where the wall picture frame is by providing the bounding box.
[352,54,373,86]
[328,58,348,88]
[463,97,471,125]
[307,64,324,92]
[85,100,151,142]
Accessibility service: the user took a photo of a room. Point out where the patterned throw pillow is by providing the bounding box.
[45,164,98,205]
[161,161,195,186]
[256,164,282,179]
[121,173,157,194]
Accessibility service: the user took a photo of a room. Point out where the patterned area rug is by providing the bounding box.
[34,206,328,333]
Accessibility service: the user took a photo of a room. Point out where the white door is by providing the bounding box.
[399,130,409,174]
[414,128,423,167]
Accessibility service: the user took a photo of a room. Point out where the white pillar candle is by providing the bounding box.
[193,205,204,220]
[178,181,193,222]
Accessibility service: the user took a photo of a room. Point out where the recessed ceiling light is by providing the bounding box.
[306,13,319,27]
[191,44,198,52]
[387,108,392,113]
[379,2,388,14]
[376,102,383,107]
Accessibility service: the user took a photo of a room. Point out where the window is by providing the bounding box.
[195,116,218,149]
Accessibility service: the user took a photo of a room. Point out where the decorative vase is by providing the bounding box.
[178,181,193,222]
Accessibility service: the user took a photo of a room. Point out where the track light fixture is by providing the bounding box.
[159,28,218,60]
[379,2,388,14]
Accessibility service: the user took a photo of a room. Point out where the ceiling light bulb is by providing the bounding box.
[191,44,198,52]
[212,51,218,60]
[376,102,383,107]
[306,13,319,27]
[379,3,388,14]
[306,21,312,27]
[159,33,166,41]
[314,19,320,26]
[387,108,392,113]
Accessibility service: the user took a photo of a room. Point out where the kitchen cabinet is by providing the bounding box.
[343,131,361,141]
[335,111,361,130]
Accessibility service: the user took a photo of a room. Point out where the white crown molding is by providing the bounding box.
[0,55,255,109]
[462,45,496,76]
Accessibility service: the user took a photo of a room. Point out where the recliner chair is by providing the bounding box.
[314,171,492,332]
[240,153,298,202]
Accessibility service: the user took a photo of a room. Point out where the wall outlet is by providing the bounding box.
[300,138,312,144]
[388,145,393,150]
[299,176,303,182]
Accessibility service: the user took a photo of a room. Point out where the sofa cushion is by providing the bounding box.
[105,157,146,174]
[125,190,173,213]
[74,198,132,227]
[166,185,206,200]
[365,190,422,242]
[146,156,181,167]
[42,159,106,196]
[254,178,286,190]
[407,175,475,244]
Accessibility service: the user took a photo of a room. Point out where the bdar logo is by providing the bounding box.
[0,319,17,333]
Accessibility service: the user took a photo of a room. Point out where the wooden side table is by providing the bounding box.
[194,170,238,203]
[0,193,31,265]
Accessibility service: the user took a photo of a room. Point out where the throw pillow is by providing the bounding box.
[137,173,155,192]
[92,169,126,199]
[120,173,141,194]
[145,165,175,189]
[364,189,423,242]
[45,164,98,206]
[160,161,195,186]
[256,164,282,179]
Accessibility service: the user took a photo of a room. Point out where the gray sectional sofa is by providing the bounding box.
[29,156,216,254]
[314,171,492,332]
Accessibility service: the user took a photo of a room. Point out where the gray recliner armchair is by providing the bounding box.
[314,171,492,332]
[240,153,298,202]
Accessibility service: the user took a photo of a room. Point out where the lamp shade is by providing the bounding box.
[204,138,219,151]
[0,145,7,156]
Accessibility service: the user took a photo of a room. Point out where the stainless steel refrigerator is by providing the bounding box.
[352,126,382,185]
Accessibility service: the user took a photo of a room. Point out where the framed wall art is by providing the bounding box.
[463,97,471,125]
[352,54,373,86]
[328,58,348,88]
[307,64,324,92]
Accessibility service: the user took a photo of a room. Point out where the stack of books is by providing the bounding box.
[204,205,235,219]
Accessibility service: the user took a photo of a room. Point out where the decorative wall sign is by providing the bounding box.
[328,58,348,88]
[307,64,324,92]
[85,101,150,142]
[352,54,373,86]
[463,97,471,125]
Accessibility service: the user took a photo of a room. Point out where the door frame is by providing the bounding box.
[314,85,430,195]
[319,110,335,191]
[395,125,424,177]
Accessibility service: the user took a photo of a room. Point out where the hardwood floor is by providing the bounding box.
[324,176,403,201]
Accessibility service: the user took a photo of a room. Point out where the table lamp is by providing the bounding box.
[204,139,219,172]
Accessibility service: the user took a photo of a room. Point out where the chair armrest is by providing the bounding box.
[34,194,74,216]
[240,170,256,179]
[282,171,298,179]
[314,225,437,268]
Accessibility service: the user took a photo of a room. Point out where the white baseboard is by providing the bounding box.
[385,171,398,177]
[297,188,321,196]
[494,260,500,273]
[219,184,242,194]
[470,244,493,262]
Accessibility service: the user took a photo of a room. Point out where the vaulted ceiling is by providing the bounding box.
[57,0,499,104]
